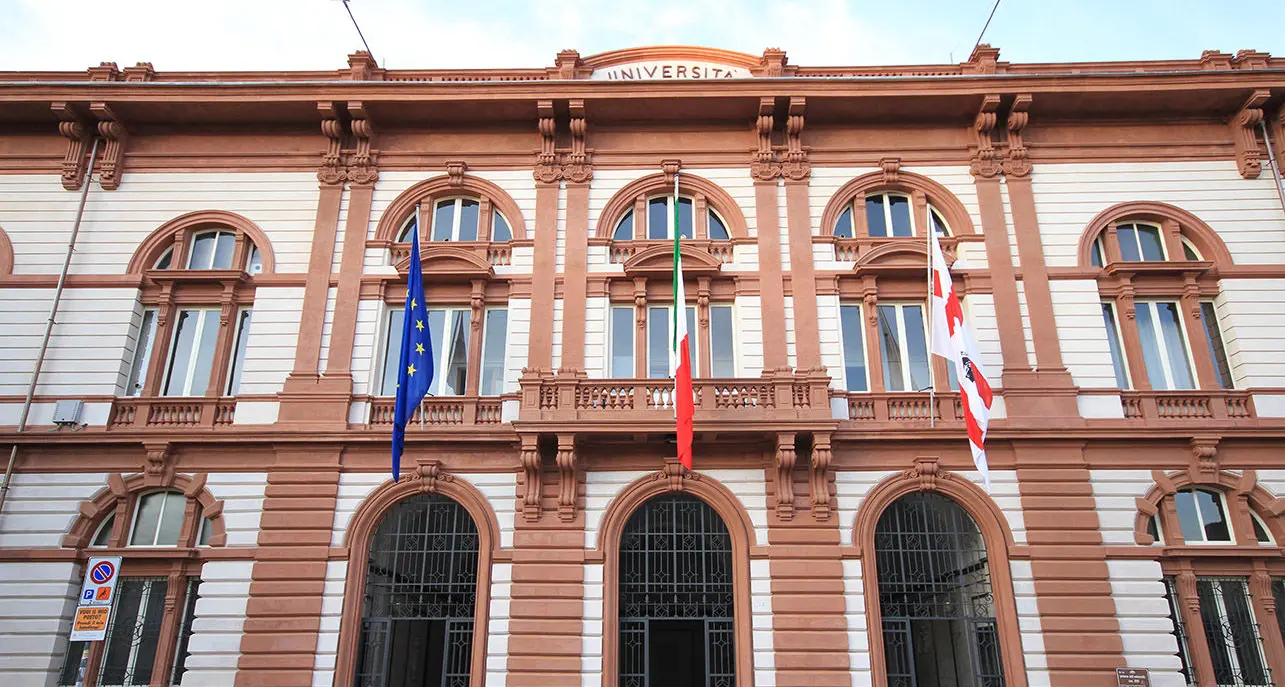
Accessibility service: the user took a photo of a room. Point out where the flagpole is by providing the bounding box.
[927,221,935,429]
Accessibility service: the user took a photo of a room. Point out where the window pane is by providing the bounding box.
[154,248,172,270]
[92,514,115,547]
[1253,515,1271,544]
[710,306,735,377]
[930,209,949,237]
[708,211,730,240]
[187,232,215,269]
[480,309,508,396]
[1163,577,1196,685]
[888,195,912,237]
[425,310,446,394]
[902,305,931,391]
[685,306,697,373]
[155,491,184,546]
[247,245,262,275]
[1174,490,1203,542]
[186,310,221,397]
[226,309,253,395]
[839,305,867,392]
[198,516,212,546]
[677,198,694,240]
[1221,581,1270,684]
[1136,303,1170,390]
[647,307,669,378]
[1091,239,1105,268]
[56,640,88,686]
[877,305,905,391]
[1201,302,1234,389]
[833,207,853,239]
[212,231,236,269]
[1146,515,1160,543]
[170,579,201,685]
[613,211,634,241]
[1183,240,1201,261]
[442,310,470,396]
[1157,302,1194,389]
[131,493,164,545]
[492,212,512,242]
[1101,304,1130,389]
[127,310,157,396]
[398,216,417,242]
[100,578,169,686]
[1116,225,1142,262]
[610,307,634,377]
[1136,225,1165,261]
[648,198,669,240]
[865,196,888,238]
[1195,490,1230,542]
[380,309,405,396]
[162,310,198,396]
[432,200,456,241]
[458,199,480,241]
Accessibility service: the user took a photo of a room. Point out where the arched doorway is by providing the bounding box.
[355,493,479,687]
[618,493,735,687]
[875,492,1005,687]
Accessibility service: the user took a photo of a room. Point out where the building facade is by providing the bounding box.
[1,44,1285,687]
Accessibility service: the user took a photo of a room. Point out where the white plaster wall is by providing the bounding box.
[1049,280,1119,389]
[311,559,347,687]
[0,472,108,548]
[0,561,81,684]
[237,286,305,396]
[833,471,896,547]
[1015,281,1038,369]
[350,299,383,398]
[330,187,350,273]
[735,295,765,377]
[485,561,513,686]
[1216,279,1285,389]
[695,168,757,238]
[586,170,638,239]
[0,287,138,397]
[817,294,846,390]
[1029,160,1285,268]
[840,559,871,685]
[203,473,268,548]
[963,294,1004,377]
[584,296,608,379]
[505,298,532,393]
[0,172,321,276]
[750,557,776,687]
[582,561,605,687]
[1091,469,1154,546]
[330,472,517,549]
[551,299,565,371]
[317,286,339,374]
[182,560,254,686]
[1107,560,1187,687]
[1009,559,1050,687]
[556,183,568,271]
[783,296,797,370]
[999,177,1021,268]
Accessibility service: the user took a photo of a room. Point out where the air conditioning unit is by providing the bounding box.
[52,399,83,427]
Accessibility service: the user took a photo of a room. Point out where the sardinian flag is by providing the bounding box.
[929,230,994,492]
[671,173,695,470]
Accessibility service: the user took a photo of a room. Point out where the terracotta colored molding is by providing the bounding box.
[126,209,277,276]
[1229,89,1270,179]
[1075,200,1235,269]
[0,225,11,275]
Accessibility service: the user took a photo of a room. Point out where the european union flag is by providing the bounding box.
[392,226,433,481]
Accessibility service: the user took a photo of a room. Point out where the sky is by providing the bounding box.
[1,0,1284,72]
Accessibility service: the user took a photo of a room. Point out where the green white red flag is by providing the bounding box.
[671,173,694,469]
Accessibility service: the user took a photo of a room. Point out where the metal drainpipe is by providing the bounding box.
[0,137,99,516]
[1261,119,1285,218]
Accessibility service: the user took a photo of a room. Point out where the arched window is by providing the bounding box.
[397,196,514,243]
[618,494,734,686]
[875,492,1004,686]
[1174,488,1234,544]
[611,195,731,242]
[833,193,951,239]
[355,493,480,687]
[129,491,187,546]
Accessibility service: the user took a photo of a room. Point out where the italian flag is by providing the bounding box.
[671,173,695,470]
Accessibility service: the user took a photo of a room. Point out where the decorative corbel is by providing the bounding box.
[411,459,455,494]
[347,101,379,186]
[879,157,902,184]
[317,102,346,186]
[446,160,468,187]
[750,97,780,182]
[1003,94,1033,178]
[142,441,174,486]
[863,289,879,327]
[661,159,682,185]
[534,100,561,184]
[810,433,833,521]
[781,97,810,181]
[774,433,796,520]
[564,99,592,183]
[519,434,542,521]
[1177,570,1201,614]
[52,103,91,191]
[1188,436,1220,483]
[696,277,711,329]
[652,457,699,492]
[1230,90,1270,179]
[556,434,578,521]
[89,103,127,190]
[969,95,1002,178]
[1119,282,1137,320]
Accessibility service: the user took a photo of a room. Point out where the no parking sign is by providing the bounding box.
[70,557,121,641]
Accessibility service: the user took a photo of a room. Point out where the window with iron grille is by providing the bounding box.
[1163,576,1197,685]
[1195,577,1270,687]
[98,576,170,687]
[618,494,735,687]
[355,493,479,687]
[874,492,1005,687]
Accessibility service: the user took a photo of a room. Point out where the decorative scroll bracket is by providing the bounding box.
[318,102,346,186]
[347,101,379,186]
[52,102,92,191]
[519,434,542,521]
[774,433,797,520]
[1003,94,1033,178]
[1230,89,1270,179]
[556,433,579,521]
[89,103,128,190]
[411,459,455,494]
[969,95,1002,178]
[810,433,833,521]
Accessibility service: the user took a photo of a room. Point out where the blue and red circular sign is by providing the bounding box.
[90,560,116,585]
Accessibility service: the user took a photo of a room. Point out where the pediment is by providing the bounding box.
[623,243,723,277]
[395,244,495,281]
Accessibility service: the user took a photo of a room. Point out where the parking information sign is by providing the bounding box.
[70,557,121,641]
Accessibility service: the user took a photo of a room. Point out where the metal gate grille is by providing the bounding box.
[356,493,478,687]
[1196,577,1270,687]
[619,494,735,687]
[874,492,1005,687]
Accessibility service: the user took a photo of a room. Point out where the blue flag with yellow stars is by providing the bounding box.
[392,226,433,481]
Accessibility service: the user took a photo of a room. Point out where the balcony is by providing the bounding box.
[108,397,236,429]
[518,369,834,426]
[1120,390,1254,422]
[366,396,508,428]
[605,239,735,265]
